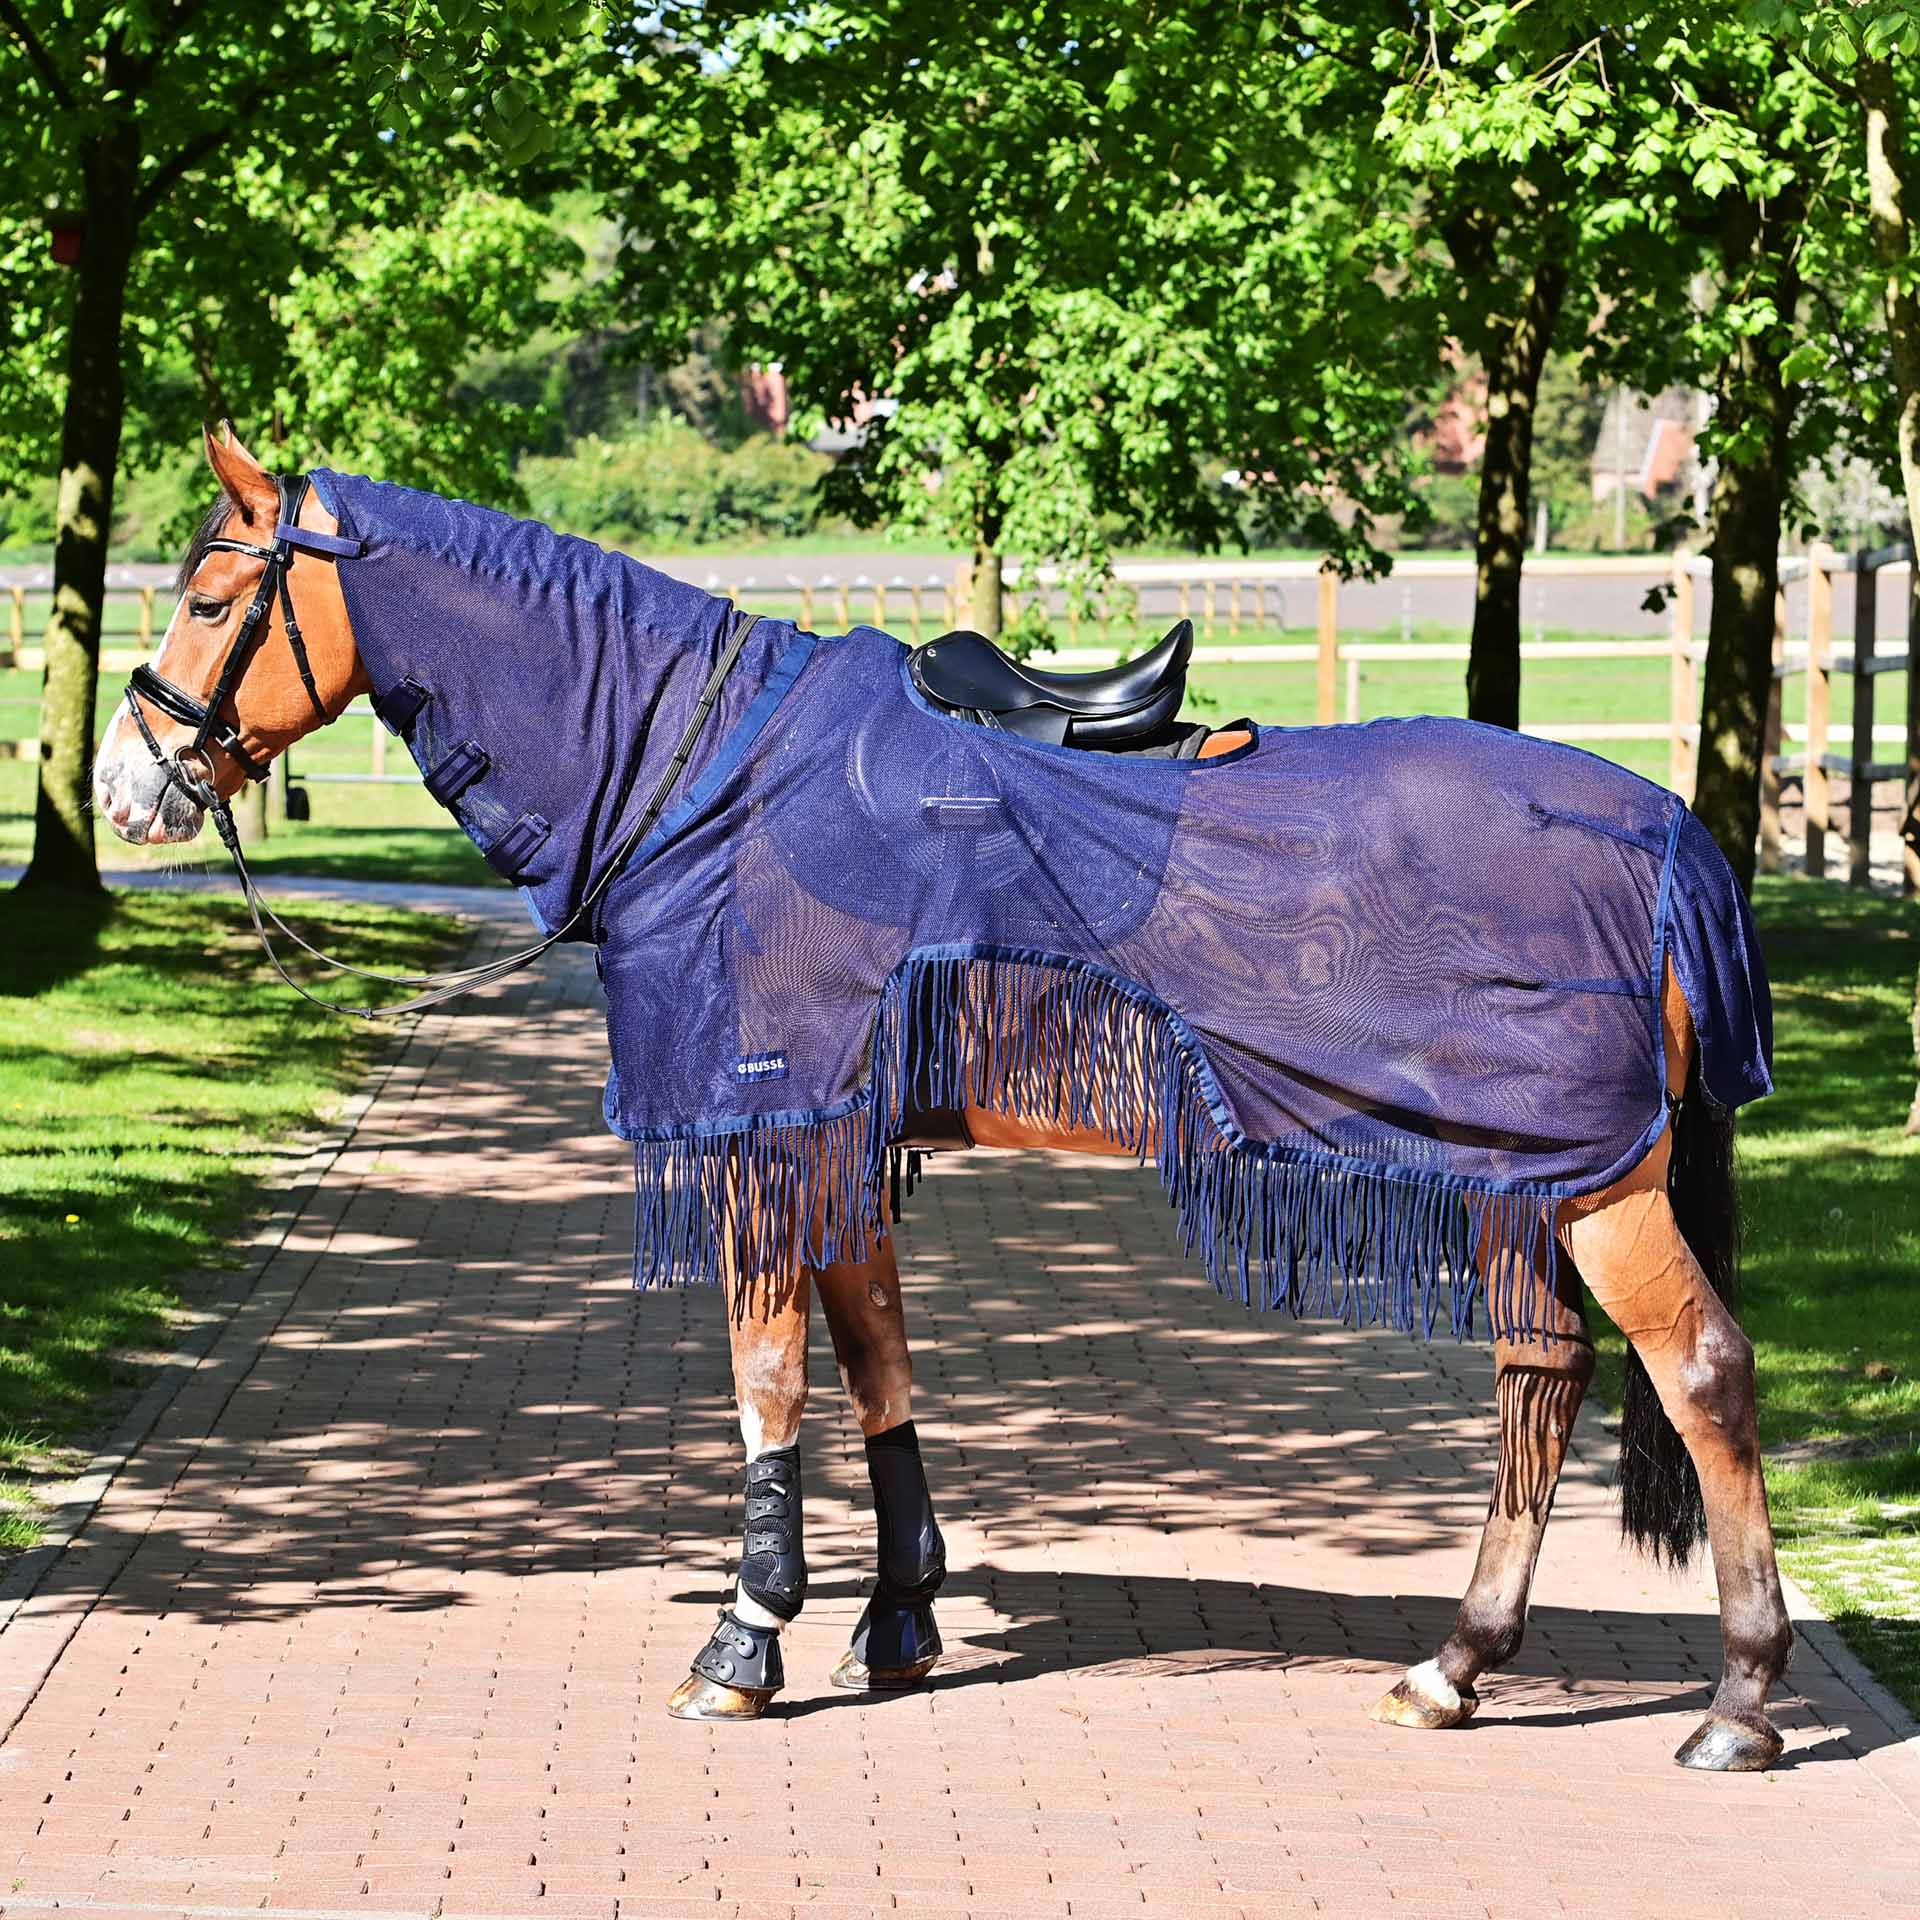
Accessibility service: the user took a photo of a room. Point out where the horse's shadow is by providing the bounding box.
[729,1569,1881,1767]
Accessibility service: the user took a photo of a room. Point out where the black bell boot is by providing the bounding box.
[840,1588,943,1684]
[666,1608,786,1721]
[831,1421,946,1691]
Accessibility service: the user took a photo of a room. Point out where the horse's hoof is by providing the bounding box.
[666,1671,776,1721]
[1369,1661,1478,1731]
[1673,1713,1784,1772]
[829,1646,939,1692]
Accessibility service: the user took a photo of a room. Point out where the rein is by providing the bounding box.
[124,469,762,1020]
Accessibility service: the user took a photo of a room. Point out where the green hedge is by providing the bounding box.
[519,420,831,549]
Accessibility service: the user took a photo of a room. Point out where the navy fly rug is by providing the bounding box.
[310,473,1774,1338]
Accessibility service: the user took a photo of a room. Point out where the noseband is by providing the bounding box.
[120,466,761,1019]
[125,474,335,812]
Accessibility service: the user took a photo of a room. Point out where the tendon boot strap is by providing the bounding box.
[866,1422,946,1605]
[690,1608,785,1694]
[738,1445,807,1621]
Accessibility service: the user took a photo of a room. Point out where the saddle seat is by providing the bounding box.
[909,619,1194,749]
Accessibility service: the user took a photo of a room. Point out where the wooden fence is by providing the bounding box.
[4,551,1915,892]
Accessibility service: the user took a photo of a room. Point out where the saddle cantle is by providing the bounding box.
[910,619,1195,749]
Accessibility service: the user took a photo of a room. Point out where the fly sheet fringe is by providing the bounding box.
[632,951,1568,1341]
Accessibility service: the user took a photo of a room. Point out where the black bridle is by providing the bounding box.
[126,473,329,808]
[122,468,760,1020]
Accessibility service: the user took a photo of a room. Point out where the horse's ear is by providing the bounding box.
[203,422,278,531]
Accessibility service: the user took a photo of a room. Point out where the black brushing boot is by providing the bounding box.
[832,1421,947,1691]
[667,1445,806,1721]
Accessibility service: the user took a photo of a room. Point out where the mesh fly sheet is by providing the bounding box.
[311,474,1773,1338]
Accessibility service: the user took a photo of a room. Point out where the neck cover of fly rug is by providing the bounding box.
[311,473,1773,1339]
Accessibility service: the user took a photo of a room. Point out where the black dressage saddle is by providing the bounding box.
[910,618,1197,751]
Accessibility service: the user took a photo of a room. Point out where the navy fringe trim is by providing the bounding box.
[633,951,1568,1341]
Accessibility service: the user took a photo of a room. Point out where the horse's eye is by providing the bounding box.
[188,595,225,621]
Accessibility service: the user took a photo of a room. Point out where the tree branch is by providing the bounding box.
[134,55,343,218]
[135,117,236,218]
[0,0,76,110]
[131,0,216,83]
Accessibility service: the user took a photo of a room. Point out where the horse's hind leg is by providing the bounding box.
[666,1264,812,1722]
[813,1239,948,1690]
[1371,1234,1595,1731]
[1564,1131,1791,1769]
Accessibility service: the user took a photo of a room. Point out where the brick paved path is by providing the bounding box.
[3,918,1918,1920]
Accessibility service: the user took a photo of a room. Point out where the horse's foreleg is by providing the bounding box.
[1371,1235,1594,1732]
[813,1240,948,1690]
[1565,1137,1791,1770]
[666,1265,812,1722]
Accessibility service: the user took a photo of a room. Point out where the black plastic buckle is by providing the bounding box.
[371,676,431,739]
[423,739,489,806]
[484,811,550,880]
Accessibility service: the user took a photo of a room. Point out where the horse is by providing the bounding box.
[92,426,1792,1771]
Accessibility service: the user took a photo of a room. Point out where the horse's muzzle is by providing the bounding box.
[94,715,208,846]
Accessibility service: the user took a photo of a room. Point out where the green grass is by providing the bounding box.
[1583,878,1920,1714]
[0,888,464,1555]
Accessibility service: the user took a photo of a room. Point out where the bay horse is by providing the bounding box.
[92,428,1792,1770]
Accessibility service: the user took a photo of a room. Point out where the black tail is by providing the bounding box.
[1617,1065,1739,1565]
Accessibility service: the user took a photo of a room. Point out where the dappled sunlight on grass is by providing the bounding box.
[0,888,462,1553]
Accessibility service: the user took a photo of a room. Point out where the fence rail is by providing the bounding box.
[5,551,1914,891]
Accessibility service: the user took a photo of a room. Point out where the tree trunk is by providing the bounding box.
[969,541,1003,640]
[1691,198,1801,897]
[19,123,140,894]
[1467,257,1568,729]
[1859,61,1920,1121]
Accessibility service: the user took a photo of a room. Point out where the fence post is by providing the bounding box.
[800,582,815,632]
[1316,566,1338,725]
[137,587,155,648]
[235,773,268,844]
[1805,544,1833,878]
[1851,551,1879,888]
[8,585,21,652]
[1669,555,1696,799]
[1758,586,1787,875]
